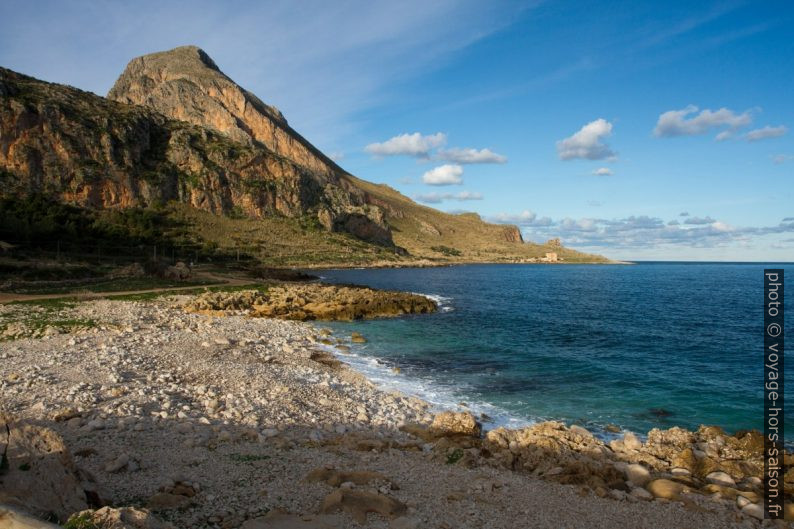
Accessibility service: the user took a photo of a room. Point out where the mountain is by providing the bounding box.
[0,46,608,265]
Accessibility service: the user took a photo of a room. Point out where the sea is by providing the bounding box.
[315,262,793,441]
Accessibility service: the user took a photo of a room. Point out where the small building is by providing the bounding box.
[543,252,558,262]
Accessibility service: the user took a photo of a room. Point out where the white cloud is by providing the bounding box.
[592,167,612,176]
[437,147,507,164]
[422,164,464,185]
[653,105,753,138]
[684,216,716,225]
[556,118,616,161]
[328,151,344,161]
[365,132,446,158]
[488,211,794,250]
[490,210,553,226]
[772,154,793,165]
[414,191,483,203]
[745,125,787,142]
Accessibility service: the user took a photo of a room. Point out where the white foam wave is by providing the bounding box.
[320,341,529,430]
[413,292,454,312]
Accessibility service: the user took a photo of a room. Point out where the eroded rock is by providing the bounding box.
[0,415,89,523]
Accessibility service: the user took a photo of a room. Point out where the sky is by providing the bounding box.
[1,0,793,260]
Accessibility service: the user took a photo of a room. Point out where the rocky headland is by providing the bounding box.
[184,285,437,321]
[1,289,790,528]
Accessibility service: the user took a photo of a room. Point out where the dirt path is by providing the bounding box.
[0,273,251,304]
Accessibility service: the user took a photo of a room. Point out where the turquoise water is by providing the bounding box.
[316,262,792,439]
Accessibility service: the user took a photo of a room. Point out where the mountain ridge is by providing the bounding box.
[0,47,609,265]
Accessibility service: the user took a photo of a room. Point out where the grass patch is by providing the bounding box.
[446,448,464,465]
[431,245,462,257]
[8,297,77,309]
[106,282,271,301]
[2,276,219,295]
[2,297,96,340]
[64,512,100,529]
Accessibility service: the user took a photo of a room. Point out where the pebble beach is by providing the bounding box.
[0,292,789,528]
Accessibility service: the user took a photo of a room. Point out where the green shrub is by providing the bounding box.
[431,245,462,257]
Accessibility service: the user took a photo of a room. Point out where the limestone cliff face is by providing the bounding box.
[108,46,341,179]
[502,226,524,243]
[0,65,392,246]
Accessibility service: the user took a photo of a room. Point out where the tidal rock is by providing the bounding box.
[569,425,592,438]
[269,286,436,321]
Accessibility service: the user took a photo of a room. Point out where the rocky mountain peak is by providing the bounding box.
[107,46,338,177]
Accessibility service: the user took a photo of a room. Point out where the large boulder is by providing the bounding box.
[431,411,482,437]
[0,415,88,523]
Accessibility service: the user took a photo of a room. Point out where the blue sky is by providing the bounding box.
[1,0,792,260]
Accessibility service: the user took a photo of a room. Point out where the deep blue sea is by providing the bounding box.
[316,263,792,440]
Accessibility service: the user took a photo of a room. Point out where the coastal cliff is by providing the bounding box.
[0,65,393,247]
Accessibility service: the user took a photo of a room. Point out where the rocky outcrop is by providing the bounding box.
[431,411,482,437]
[404,417,781,517]
[0,415,89,523]
[502,226,524,243]
[0,65,392,246]
[183,284,437,321]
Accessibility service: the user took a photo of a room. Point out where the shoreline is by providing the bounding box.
[299,258,620,270]
[0,294,785,528]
